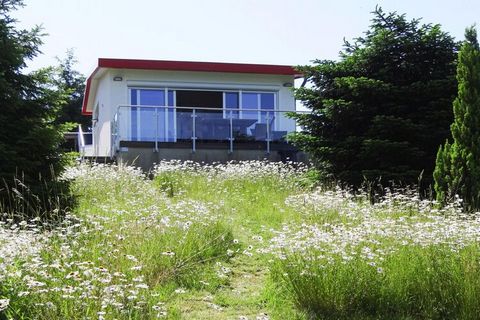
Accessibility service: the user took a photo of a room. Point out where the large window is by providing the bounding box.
[240,92,275,129]
[176,90,223,110]
[128,88,277,142]
[223,91,276,122]
[225,92,239,118]
[130,88,175,142]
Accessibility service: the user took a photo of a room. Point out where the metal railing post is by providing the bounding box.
[154,107,159,152]
[191,108,197,153]
[266,112,271,155]
[116,111,120,152]
[110,114,115,157]
[229,110,234,153]
[78,125,85,160]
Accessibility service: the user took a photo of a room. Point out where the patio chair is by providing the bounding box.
[254,123,267,141]
[272,130,287,141]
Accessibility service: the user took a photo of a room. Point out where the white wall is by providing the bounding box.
[91,73,111,157]
[91,69,297,156]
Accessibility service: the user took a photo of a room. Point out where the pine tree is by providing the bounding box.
[291,7,458,188]
[0,0,71,216]
[434,27,480,210]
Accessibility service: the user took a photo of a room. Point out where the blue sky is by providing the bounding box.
[12,0,480,76]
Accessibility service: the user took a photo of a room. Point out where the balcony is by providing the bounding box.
[112,105,306,156]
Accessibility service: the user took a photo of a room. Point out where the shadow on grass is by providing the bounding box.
[0,175,77,226]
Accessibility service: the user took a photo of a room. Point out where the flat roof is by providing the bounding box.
[98,58,301,76]
[82,58,301,115]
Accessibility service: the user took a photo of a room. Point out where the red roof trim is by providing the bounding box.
[82,58,301,116]
[81,66,99,115]
[98,58,300,76]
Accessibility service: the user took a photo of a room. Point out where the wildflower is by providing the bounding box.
[97,267,108,273]
[65,271,79,279]
[125,254,137,261]
[207,302,223,311]
[203,294,213,301]
[135,283,149,289]
[83,269,93,278]
[156,311,167,318]
[26,280,46,288]
[243,250,253,257]
[221,266,231,274]
[174,288,187,294]
[45,302,55,309]
[99,276,112,284]
[252,235,263,241]
[0,299,9,311]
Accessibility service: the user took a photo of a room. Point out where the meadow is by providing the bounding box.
[1,160,480,319]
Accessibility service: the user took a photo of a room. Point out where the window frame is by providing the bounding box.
[128,87,279,141]
[128,87,176,142]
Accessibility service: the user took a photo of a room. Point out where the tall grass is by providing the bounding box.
[152,160,309,234]
[272,244,480,319]
[0,169,74,223]
[267,187,480,320]
[1,161,479,319]
[0,163,243,319]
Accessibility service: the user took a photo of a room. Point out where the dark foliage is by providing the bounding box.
[291,7,458,188]
[0,0,73,217]
[434,27,480,210]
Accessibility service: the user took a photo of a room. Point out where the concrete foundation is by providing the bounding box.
[116,142,308,171]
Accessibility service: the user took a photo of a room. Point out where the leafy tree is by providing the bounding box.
[0,0,71,216]
[52,50,90,130]
[434,27,480,210]
[291,7,458,188]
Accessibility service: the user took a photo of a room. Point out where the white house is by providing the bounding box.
[81,58,305,167]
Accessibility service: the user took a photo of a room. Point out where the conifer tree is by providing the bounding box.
[434,27,480,210]
[291,7,457,187]
[0,0,71,215]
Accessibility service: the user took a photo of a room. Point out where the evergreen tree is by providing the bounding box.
[434,27,480,210]
[0,0,70,215]
[291,7,458,188]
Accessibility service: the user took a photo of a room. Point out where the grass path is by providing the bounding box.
[154,168,306,319]
[177,255,269,319]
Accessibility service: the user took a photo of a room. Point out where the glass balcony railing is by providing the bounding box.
[112,105,305,154]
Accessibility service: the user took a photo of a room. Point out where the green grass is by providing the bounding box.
[272,244,480,319]
[1,161,480,319]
